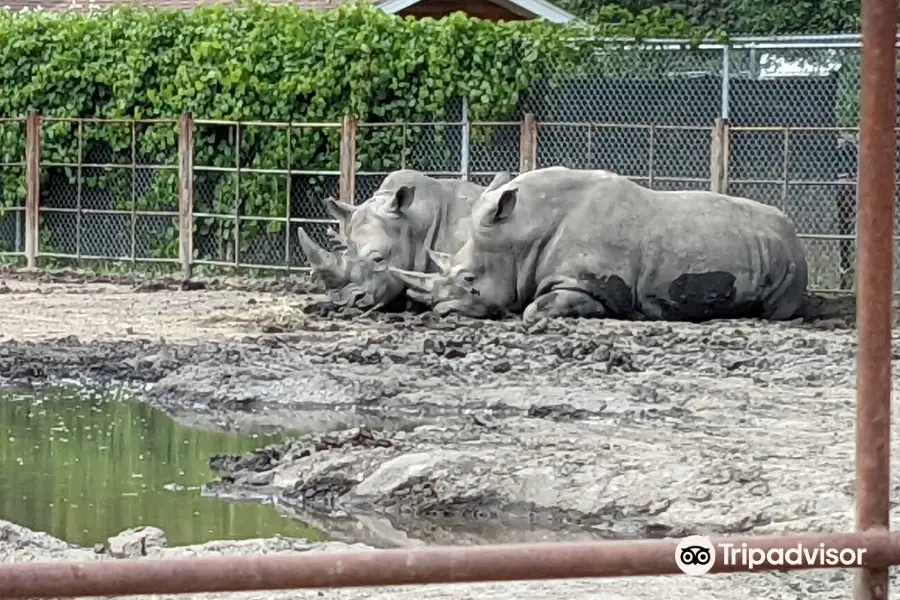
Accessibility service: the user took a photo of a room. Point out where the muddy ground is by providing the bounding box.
[2,269,900,599]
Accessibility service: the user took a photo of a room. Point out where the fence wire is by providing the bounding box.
[37,118,180,265]
[191,119,343,271]
[11,35,898,291]
[728,126,862,292]
[0,118,27,259]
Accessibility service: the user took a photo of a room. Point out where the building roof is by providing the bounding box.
[2,0,577,22]
[380,0,575,22]
[2,0,353,11]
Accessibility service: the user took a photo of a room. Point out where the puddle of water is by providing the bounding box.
[0,384,324,548]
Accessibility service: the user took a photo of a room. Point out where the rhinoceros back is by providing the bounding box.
[492,168,808,321]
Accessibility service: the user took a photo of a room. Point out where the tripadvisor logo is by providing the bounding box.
[675,535,867,576]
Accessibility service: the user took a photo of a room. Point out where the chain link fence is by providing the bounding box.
[191,120,343,270]
[3,34,893,292]
[35,118,180,267]
[0,118,27,261]
[519,34,884,293]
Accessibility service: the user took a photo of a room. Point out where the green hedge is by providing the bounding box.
[554,0,861,35]
[0,1,723,262]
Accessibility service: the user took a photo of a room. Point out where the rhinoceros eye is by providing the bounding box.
[461,273,475,284]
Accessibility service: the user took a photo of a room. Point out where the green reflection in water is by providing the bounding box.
[0,385,323,547]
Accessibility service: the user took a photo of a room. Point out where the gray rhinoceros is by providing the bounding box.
[296,169,512,309]
[389,166,808,322]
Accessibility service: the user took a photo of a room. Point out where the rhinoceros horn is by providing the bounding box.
[426,249,452,273]
[297,227,349,289]
[388,266,439,305]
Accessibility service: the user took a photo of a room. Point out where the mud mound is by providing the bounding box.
[203,384,882,543]
[0,338,229,383]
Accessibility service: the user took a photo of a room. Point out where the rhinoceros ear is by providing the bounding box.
[324,197,356,223]
[489,188,518,224]
[485,171,512,193]
[388,185,416,214]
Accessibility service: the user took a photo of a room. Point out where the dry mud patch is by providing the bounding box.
[3,276,900,598]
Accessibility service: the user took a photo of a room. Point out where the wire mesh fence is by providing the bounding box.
[0,118,27,259]
[727,125,862,292]
[191,119,344,271]
[36,117,181,266]
[2,34,895,292]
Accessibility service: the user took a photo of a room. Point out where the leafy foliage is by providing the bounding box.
[0,0,717,262]
[554,0,861,35]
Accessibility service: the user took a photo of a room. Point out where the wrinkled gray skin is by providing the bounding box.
[389,167,809,323]
[296,169,511,308]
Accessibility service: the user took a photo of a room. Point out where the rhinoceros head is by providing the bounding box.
[388,179,520,319]
[297,186,434,309]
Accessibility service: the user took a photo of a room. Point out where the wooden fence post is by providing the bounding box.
[339,116,357,204]
[519,113,538,172]
[709,118,730,194]
[24,111,41,269]
[177,112,194,281]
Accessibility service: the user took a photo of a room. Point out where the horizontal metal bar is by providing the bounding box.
[618,175,712,182]
[232,215,287,223]
[0,251,24,256]
[356,121,465,128]
[539,122,712,131]
[222,261,291,270]
[2,532,900,599]
[193,119,340,128]
[469,121,521,127]
[39,208,178,217]
[355,170,463,177]
[192,212,235,220]
[574,33,895,49]
[41,162,177,170]
[0,162,25,167]
[289,218,340,225]
[36,252,179,263]
[729,42,871,49]
[797,233,858,240]
[191,258,277,268]
[191,213,338,225]
[41,117,177,125]
[801,235,900,242]
[192,165,340,176]
[728,33,866,42]
[728,178,857,186]
[730,126,864,133]
[192,215,339,225]
[468,171,523,176]
[190,260,313,273]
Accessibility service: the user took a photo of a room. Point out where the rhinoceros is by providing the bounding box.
[296,169,511,309]
[389,167,808,322]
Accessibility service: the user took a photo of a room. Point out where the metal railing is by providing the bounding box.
[0,113,884,292]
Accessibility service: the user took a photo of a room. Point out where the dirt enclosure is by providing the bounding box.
[3,270,900,600]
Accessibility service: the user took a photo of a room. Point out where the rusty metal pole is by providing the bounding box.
[855,0,897,596]
[3,532,900,599]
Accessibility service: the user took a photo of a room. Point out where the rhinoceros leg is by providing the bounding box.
[523,290,609,323]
